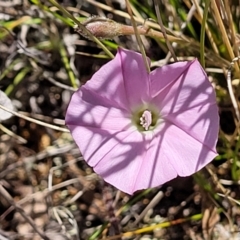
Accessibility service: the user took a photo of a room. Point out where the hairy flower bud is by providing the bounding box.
[75,16,123,40]
[75,16,183,42]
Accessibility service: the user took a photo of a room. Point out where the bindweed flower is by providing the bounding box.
[66,48,219,195]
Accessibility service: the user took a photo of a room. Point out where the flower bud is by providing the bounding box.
[75,16,123,40]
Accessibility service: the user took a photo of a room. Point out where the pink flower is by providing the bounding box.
[66,48,219,195]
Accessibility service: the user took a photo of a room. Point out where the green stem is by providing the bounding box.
[200,0,210,68]
[59,42,78,89]
[5,67,31,96]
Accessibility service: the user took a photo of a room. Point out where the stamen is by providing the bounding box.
[140,110,152,130]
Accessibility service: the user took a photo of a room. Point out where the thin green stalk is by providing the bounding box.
[5,67,31,96]
[0,59,21,81]
[117,189,152,215]
[200,0,210,68]
[59,42,78,89]
[232,132,240,181]
[89,222,109,240]
[192,0,219,55]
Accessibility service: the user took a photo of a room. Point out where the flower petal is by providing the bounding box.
[157,121,218,176]
[150,60,193,99]
[92,130,153,194]
[69,123,178,194]
[150,59,219,152]
[129,131,178,193]
[150,59,216,114]
[165,103,219,153]
[83,49,129,110]
[118,48,151,108]
[82,48,151,111]
[93,129,178,194]
[66,88,131,131]
[68,126,137,168]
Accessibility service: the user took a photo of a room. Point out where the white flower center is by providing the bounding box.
[139,110,152,130]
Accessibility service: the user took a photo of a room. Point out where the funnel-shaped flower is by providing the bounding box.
[66,48,219,195]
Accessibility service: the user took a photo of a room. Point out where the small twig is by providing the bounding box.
[0,185,49,240]
[28,179,82,204]
[0,104,69,132]
[0,123,27,144]
[217,193,240,206]
[219,178,240,185]
[132,191,164,226]
[18,111,65,126]
[45,76,76,91]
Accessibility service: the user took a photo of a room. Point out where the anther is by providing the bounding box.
[140,110,152,130]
